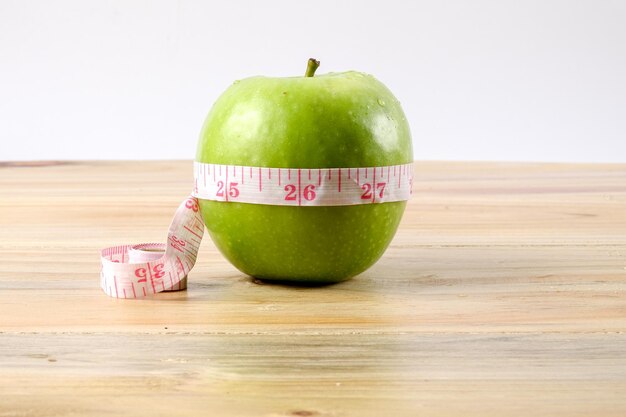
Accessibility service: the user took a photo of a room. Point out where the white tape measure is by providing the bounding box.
[100,162,413,299]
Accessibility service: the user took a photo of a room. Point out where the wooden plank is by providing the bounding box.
[0,160,625,416]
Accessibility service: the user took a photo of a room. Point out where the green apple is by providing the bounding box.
[196,59,412,284]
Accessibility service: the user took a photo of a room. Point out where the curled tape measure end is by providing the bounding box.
[100,197,203,299]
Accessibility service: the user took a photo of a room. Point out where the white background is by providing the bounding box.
[1,0,625,162]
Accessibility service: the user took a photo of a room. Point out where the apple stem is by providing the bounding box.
[305,58,320,77]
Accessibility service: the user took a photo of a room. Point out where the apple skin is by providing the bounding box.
[196,70,412,283]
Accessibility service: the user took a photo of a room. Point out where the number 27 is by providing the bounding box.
[361,182,386,199]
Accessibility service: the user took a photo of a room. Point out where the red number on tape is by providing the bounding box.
[185,198,199,212]
[135,267,147,283]
[228,182,239,198]
[152,263,165,279]
[303,184,316,201]
[376,182,386,198]
[360,183,372,199]
[169,235,186,253]
[284,184,297,201]
[216,180,225,197]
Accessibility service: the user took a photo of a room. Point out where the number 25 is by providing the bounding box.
[216,181,239,198]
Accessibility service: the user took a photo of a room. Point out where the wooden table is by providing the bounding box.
[1,161,625,416]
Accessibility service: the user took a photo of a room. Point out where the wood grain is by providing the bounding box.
[0,160,625,416]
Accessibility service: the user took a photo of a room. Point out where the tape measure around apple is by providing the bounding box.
[101,58,414,298]
[100,162,413,298]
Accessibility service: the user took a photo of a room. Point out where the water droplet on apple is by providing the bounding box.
[377,99,386,107]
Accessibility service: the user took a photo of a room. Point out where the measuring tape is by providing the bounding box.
[100,162,413,299]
